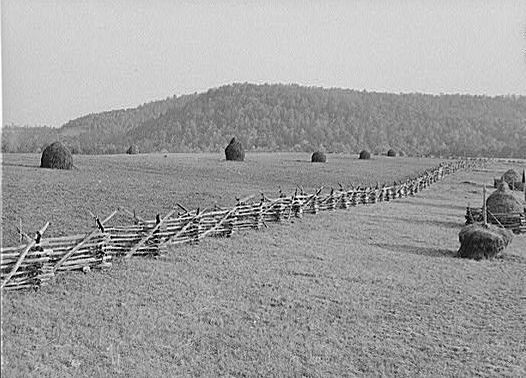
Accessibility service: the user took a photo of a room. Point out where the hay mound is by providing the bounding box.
[311,151,326,163]
[501,169,519,188]
[225,137,245,161]
[486,182,523,215]
[387,149,396,157]
[359,150,371,160]
[458,224,513,260]
[127,145,139,154]
[40,141,73,170]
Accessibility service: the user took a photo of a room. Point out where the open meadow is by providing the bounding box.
[1,153,525,376]
[1,152,443,247]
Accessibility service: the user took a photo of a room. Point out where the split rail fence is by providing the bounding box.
[465,208,526,233]
[1,159,484,291]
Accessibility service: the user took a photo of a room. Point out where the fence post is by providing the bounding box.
[1,222,50,290]
[340,191,349,209]
[125,209,175,258]
[350,190,358,206]
[193,217,202,244]
[256,202,264,229]
[362,189,369,204]
[54,210,117,270]
[292,197,303,218]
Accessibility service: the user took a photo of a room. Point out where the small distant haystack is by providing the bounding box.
[311,151,327,163]
[225,137,245,161]
[387,149,396,157]
[501,169,520,189]
[486,182,523,215]
[127,145,139,155]
[359,150,371,160]
[40,141,73,170]
[458,223,513,260]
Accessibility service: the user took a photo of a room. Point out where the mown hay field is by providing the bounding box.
[1,152,442,246]
[1,153,525,377]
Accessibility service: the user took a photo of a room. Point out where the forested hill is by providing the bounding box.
[1,94,196,154]
[3,83,526,157]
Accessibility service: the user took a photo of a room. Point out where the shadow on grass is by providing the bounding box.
[496,254,526,264]
[373,242,457,258]
[2,162,40,169]
[358,213,463,229]
[397,218,463,229]
[394,198,467,212]
[460,181,483,187]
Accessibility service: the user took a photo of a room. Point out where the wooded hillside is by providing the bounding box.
[3,83,525,157]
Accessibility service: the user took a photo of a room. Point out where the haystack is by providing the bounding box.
[40,141,73,170]
[127,145,139,155]
[500,169,520,190]
[486,182,523,215]
[457,223,513,260]
[501,169,519,187]
[225,137,245,161]
[387,149,396,157]
[359,150,371,160]
[311,151,327,163]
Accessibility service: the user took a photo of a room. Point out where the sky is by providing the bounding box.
[2,0,526,127]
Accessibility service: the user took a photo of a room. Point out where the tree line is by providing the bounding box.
[3,83,525,157]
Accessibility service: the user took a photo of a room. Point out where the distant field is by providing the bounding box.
[2,157,525,377]
[1,152,442,246]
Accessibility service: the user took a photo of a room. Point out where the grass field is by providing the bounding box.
[1,152,442,247]
[1,153,525,377]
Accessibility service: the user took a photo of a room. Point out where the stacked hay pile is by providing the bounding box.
[127,145,139,155]
[387,149,396,157]
[359,150,371,160]
[40,141,73,170]
[486,182,523,215]
[311,151,327,163]
[458,224,513,260]
[225,137,245,161]
[501,169,520,190]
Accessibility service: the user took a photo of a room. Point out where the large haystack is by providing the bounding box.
[457,223,513,260]
[225,137,245,161]
[486,182,523,215]
[40,141,73,170]
[127,145,139,155]
[387,149,396,157]
[311,151,327,163]
[359,150,371,160]
[502,169,520,189]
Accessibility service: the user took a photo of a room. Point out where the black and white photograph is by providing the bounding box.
[1,1,525,376]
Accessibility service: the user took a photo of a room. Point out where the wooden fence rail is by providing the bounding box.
[1,158,485,291]
[465,207,526,233]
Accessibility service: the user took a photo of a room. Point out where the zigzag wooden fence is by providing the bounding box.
[465,208,526,233]
[1,159,484,291]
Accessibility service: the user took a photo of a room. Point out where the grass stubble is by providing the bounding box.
[1,153,525,376]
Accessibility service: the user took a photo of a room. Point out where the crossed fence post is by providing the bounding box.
[1,222,50,290]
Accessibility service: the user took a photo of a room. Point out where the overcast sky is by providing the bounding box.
[2,0,526,127]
